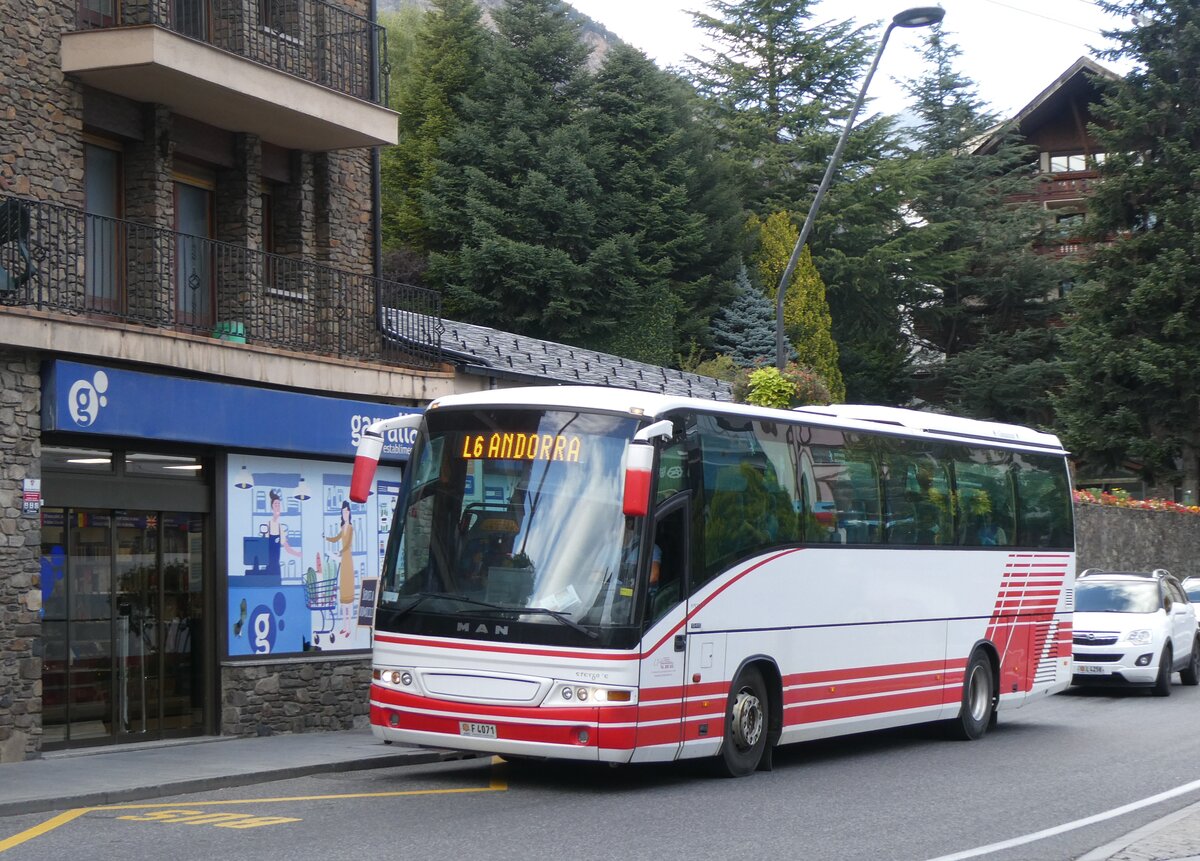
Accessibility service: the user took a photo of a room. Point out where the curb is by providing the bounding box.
[1078,799,1200,861]
[0,748,470,819]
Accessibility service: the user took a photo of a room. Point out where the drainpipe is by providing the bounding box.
[370,0,383,318]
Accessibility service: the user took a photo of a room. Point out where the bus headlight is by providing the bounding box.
[545,684,635,706]
[373,667,416,689]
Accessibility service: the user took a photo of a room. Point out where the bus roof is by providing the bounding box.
[426,386,1067,455]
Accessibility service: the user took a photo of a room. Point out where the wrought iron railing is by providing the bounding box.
[75,0,389,104]
[0,195,442,370]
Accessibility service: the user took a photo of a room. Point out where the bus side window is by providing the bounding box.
[648,504,687,624]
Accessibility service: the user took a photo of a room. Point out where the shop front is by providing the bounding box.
[39,360,417,748]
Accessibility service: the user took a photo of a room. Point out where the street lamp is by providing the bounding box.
[774,6,945,370]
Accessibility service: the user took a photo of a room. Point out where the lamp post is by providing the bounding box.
[774,6,945,370]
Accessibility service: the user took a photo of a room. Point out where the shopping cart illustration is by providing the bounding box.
[305,565,339,647]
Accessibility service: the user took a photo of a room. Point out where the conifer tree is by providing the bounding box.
[422,0,600,341]
[710,264,776,367]
[380,0,487,254]
[750,212,845,402]
[901,31,1066,426]
[1057,0,1200,495]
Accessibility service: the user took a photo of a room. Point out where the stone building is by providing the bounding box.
[0,0,454,761]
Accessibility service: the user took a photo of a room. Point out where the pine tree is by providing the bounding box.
[687,0,873,212]
[582,44,736,364]
[380,0,487,254]
[422,0,599,341]
[1057,0,1200,495]
[710,264,776,367]
[750,212,845,401]
[901,31,1066,426]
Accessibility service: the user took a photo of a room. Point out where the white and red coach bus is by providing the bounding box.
[350,387,1074,776]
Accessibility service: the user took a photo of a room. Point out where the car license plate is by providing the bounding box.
[459,721,497,738]
[1075,665,1106,674]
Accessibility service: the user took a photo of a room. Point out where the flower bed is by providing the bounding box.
[1074,488,1200,515]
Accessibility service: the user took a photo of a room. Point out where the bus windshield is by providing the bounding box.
[378,408,642,642]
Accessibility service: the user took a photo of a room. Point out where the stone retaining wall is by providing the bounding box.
[1075,503,1200,580]
[220,658,371,736]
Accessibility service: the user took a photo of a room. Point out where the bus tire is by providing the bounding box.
[1181,639,1200,686]
[945,650,994,741]
[1152,646,1173,697]
[713,665,768,778]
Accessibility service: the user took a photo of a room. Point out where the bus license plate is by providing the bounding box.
[459,721,497,738]
[1075,665,1106,674]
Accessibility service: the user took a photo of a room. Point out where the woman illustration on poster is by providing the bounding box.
[265,488,301,578]
[327,500,355,638]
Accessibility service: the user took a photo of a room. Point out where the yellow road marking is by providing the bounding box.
[0,809,90,853]
[0,758,509,854]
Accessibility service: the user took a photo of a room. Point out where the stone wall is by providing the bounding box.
[1075,503,1200,580]
[220,657,371,736]
[0,351,43,762]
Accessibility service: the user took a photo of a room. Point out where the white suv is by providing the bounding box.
[1072,569,1200,696]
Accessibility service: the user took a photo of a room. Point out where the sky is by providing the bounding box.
[567,0,1134,121]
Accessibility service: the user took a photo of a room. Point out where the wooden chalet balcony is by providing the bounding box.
[0,195,442,370]
[62,0,398,149]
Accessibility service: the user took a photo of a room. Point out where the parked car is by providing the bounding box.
[1072,568,1200,695]
[1182,576,1200,628]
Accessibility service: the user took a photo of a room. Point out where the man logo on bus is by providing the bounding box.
[67,371,110,427]
[457,621,510,637]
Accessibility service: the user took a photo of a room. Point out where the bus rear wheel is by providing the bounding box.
[945,651,994,741]
[714,665,768,777]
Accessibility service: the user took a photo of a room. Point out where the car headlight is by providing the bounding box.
[1126,629,1153,645]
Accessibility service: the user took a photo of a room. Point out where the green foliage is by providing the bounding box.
[710,264,775,367]
[899,31,1067,426]
[1057,0,1200,490]
[734,363,832,408]
[692,353,740,382]
[748,212,845,401]
[381,0,488,255]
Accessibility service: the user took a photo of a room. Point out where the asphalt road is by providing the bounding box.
[6,682,1200,861]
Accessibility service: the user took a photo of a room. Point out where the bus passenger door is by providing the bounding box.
[632,498,689,762]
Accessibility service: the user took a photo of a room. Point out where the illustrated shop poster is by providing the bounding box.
[225,454,402,657]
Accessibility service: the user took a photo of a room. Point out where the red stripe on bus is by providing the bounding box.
[786,688,946,725]
[782,658,958,687]
[783,672,960,705]
[369,685,634,723]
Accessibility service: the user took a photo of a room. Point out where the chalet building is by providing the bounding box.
[972,56,1120,279]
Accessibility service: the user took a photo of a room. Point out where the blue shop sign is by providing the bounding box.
[43,361,420,461]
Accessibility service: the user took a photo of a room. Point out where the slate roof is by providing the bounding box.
[437,316,733,401]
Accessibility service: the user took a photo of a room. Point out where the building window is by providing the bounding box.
[84,141,124,314]
[1048,152,1105,173]
[173,175,215,331]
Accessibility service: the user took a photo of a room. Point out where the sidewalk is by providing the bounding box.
[0,729,465,818]
[1080,799,1200,861]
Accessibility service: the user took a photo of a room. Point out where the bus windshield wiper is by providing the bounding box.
[391,591,508,622]
[517,606,598,639]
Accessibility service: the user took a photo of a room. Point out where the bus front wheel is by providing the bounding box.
[945,651,995,741]
[714,665,768,777]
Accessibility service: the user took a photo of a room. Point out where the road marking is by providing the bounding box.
[0,810,90,854]
[0,758,508,854]
[924,777,1200,861]
[118,809,301,829]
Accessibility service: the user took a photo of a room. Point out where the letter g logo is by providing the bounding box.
[67,371,110,427]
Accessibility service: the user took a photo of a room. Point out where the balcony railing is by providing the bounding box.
[0,195,442,370]
[75,0,389,104]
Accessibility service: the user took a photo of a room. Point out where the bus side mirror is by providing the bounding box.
[622,420,673,517]
[350,413,424,503]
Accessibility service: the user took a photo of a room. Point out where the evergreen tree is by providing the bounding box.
[1057,1,1200,495]
[901,31,1066,426]
[380,0,488,255]
[422,0,600,341]
[750,212,845,401]
[686,0,873,211]
[582,44,723,364]
[710,264,776,367]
